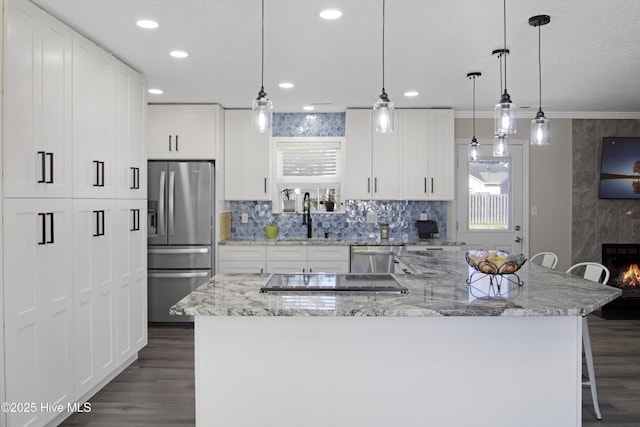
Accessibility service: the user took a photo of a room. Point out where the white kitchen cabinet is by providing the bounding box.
[72,199,117,398]
[267,245,349,273]
[344,109,399,200]
[4,0,73,198]
[115,200,148,364]
[399,109,455,200]
[72,33,117,199]
[218,245,267,273]
[426,110,455,200]
[146,104,220,159]
[115,63,147,199]
[3,198,74,427]
[224,109,271,200]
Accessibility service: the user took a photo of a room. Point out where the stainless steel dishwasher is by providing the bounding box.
[350,246,397,273]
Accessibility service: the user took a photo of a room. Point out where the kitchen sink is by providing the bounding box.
[259,273,408,294]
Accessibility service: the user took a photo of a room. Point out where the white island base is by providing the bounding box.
[195,315,582,427]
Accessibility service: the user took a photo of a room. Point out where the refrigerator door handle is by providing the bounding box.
[158,170,166,236]
[168,170,175,235]
[148,248,210,254]
[148,271,210,279]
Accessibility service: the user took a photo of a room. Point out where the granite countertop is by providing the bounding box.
[219,238,465,247]
[171,250,621,317]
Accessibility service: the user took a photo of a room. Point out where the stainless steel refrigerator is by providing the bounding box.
[147,161,214,322]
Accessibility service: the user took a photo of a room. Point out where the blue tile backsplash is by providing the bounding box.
[229,200,447,241]
[272,113,345,137]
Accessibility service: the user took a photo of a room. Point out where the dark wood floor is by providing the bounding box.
[60,315,640,426]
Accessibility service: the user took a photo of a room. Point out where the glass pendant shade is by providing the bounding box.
[494,94,517,135]
[531,111,550,146]
[493,133,509,157]
[469,139,480,161]
[373,94,394,134]
[252,91,273,133]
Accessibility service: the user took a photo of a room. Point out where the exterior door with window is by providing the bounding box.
[455,140,528,254]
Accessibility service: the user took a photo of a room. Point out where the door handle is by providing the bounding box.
[148,247,210,255]
[431,177,434,193]
[175,135,179,151]
[367,177,371,193]
[131,209,140,231]
[424,177,427,193]
[46,212,54,243]
[38,213,46,245]
[515,236,522,243]
[93,160,100,186]
[168,171,175,235]
[37,151,46,183]
[148,271,210,279]
[46,152,54,184]
[93,210,105,237]
[130,167,140,189]
[168,135,172,151]
[158,171,166,236]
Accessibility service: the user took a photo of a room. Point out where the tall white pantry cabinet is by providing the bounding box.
[1,0,148,426]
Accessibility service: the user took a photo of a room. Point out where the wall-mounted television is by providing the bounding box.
[599,137,640,199]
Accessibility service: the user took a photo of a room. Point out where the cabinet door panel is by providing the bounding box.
[400,110,430,200]
[4,198,73,427]
[72,34,116,198]
[371,129,400,200]
[73,199,117,398]
[224,110,271,200]
[307,246,349,261]
[219,260,266,273]
[146,105,176,159]
[344,110,373,200]
[267,246,307,261]
[427,110,455,200]
[266,260,307,273]
[174,106,217,158]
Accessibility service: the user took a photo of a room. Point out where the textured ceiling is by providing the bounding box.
[30,0,640,116]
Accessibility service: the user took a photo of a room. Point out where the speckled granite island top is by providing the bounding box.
[171,250,621,317]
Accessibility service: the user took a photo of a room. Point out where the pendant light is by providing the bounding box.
[529,15,551,146]
[492,49,510,156]
[373,0,394,134]
[467,72,481,161]
[494,0,516,136]
[252,0,273,133]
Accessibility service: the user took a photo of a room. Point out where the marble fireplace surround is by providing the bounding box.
[572,119,640,265]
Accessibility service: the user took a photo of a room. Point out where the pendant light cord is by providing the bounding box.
[502,0,507,92]
[472,76,476,138]
[537,24,542,111]
[382,0,386,91]
[261,0,265,90]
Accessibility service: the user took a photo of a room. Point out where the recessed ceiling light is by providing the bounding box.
[303,105,315,111]
[279,82,295,89]
[404,91,419,97]
[136,19,159,29]
[148,88,164,95]
[170,50,189,59]
[319,9,342,20]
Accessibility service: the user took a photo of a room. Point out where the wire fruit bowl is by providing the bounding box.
[465,250,527,289]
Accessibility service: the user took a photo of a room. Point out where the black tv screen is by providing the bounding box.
[599,137,640,199]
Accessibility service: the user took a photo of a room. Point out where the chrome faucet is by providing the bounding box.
[302,192,312,238]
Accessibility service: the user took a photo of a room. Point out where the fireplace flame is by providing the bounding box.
[621,263,640,288]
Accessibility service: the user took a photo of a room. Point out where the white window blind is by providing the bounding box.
[277,141,341,184]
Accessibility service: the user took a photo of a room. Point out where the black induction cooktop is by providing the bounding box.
[259,273,408,294]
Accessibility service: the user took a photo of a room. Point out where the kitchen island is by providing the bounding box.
[171,250,620,427]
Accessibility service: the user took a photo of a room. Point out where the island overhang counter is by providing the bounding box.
[171,251,620,427]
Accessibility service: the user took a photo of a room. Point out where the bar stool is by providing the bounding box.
[566,262,610,420]
[529,251,558,269]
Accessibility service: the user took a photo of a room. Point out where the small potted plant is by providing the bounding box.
[322,189,336,212]
[281,188,296,212]
[264,215,279,239]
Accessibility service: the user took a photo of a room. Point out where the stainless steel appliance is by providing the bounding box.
[147,161,214,322]
[350,246,398,274]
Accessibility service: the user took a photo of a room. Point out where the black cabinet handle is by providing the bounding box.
[264,177,267,193]
[130,167,140,189]
[93,161,100,186]
[169,135,172,151]
[175,135,179,151]
[431,177,434,193]
[93,210,105,237]
[367,177,371,193]
[374,177,378,193]
[46,152,54,183]
[100,162,105,187]
[424,177,427,193]
[38,151,46,183]
[38,213,46,245]
[131,208,140,231]
[46,212,54,243]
